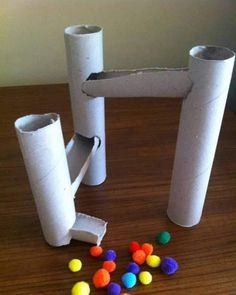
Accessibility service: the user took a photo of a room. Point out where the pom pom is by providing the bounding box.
[68,259,82,272]
[126,262,140,275]
[146,255,161,268]
[132,249,146,265]
[107,282,121,295]
[93,268,110,288]
[104,250,117,261]
[161,257,179,275]
[71,281,90,295]
[141,243,153,256]
[129,241,141,253]
[138,271,152,285]
[90,246,103,257]
[156,231,171,245]
[103,261,117,273]
[121,272,137,289]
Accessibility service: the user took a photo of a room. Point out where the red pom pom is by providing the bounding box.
[129,241,141,253]
[90,246,103,257]
[93,268,110,288]
[132,249,146,265]
[141,243,153,256]
[103,260,116,273]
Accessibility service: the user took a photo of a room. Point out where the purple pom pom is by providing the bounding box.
[127,262,140,275]
[161,257,179,275]
[107,282,121,295]
[104,250,117,261]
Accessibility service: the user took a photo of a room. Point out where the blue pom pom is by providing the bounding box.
[126,262,140,275]
[161,257,179,275]
[121,272,137,288]
[104,250,117,261]
[107,282,121,295]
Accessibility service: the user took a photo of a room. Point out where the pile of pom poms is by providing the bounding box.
[68,230,178,294]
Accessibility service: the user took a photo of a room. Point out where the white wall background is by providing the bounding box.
[1,0,236,108]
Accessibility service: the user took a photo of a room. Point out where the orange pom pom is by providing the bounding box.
[141,243,153,256]
[92,268,110,288]
[132,249,146,265]
[90,246,103,257]
[103,260,117,273]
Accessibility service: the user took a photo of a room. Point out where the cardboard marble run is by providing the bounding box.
[15,25,235,247]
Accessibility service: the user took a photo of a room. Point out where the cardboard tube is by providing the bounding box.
[64,25,106,186]
[82,68,192,98]
[167,46,235,227]
[15,114,76,246]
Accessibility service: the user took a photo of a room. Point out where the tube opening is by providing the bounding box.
[15,113,59,133]
[190,46,235,61]
[65,25,102,36]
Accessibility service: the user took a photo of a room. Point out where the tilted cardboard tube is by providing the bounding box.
[64,25,106,186]
[15,114,76,246]
[167,46,235,226]
[15,113,107,246]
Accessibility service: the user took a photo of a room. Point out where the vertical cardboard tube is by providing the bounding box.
[15,114,76,246]
[64,25,106,185]
[167,46,235,227]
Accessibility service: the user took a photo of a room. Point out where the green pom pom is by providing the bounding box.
[156,231,171,245]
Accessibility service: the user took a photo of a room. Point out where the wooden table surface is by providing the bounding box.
[0,84,236,295]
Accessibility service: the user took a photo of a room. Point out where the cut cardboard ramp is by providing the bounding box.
[71,213,107,246]
[82,68,193,98]
[66,134,100,196]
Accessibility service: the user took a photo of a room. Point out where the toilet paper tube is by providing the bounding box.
[15,113,107,246]
[64,25,106,186]
[15,113,76,246]
[167,46,235,226]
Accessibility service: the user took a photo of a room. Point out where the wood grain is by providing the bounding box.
[0,84,235,294]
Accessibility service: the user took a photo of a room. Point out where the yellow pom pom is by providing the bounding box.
[68,259,82,272]
[139,271,152,285]
[71,281,90,295]
[146,255,161,268]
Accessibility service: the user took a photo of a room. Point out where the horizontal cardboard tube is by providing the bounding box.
[82,68,193,98]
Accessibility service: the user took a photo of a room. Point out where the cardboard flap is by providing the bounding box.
[66,134,100,196]
[70,212,107,245]
[82,68,192,98]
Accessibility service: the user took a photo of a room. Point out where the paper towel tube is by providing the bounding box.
[15,114,76,246]
[167,46,235,227]
[64,25,106,186]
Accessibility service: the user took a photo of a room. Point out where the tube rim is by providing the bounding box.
[190,45,235,62]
